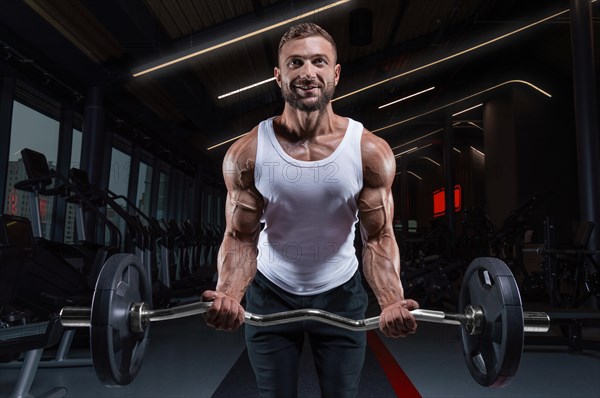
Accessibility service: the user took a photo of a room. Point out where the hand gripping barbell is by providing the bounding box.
[59,254,551,388]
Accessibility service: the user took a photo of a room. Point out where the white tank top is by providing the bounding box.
[254,117,363,295]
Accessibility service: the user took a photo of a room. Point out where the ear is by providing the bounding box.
[274,67,282,88]
[333,64,341,86]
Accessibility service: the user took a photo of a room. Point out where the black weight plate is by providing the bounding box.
[90,253,152,386]
[459,257,524,387]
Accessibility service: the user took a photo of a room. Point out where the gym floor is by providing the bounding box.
[1,312,599,398]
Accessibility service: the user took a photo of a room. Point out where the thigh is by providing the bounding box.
[308,329,366,398]
[245,325,304,398]
[308,272,369,398]
[245,272,305,398]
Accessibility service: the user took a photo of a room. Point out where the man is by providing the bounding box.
[202,23,418,397]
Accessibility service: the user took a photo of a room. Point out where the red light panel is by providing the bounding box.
[432,185,461,217]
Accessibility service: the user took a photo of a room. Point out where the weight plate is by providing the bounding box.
[90,253,152,386]
[459,257,524,387]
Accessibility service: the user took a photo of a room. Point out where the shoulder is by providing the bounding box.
[224,126,259,164]
[222,126,259,190]
[360,129,393,159]
[360,129,395,188]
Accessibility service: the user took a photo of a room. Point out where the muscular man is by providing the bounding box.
[202,22,418,398]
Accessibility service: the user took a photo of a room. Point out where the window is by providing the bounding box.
[64,128,82,243]
[107,148,131,245]
[182,175,194,221]
[136,161,153,219]
[156,171,168,220]
[71,129,82,169]
[3,101,59,239]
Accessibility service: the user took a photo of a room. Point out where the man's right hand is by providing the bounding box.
[201,290,245,331]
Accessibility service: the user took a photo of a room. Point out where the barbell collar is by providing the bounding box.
[523,311,551,333]
[60,306,92,328]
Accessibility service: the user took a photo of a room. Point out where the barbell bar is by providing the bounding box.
[57,254,556,388]
[60,300,550,334]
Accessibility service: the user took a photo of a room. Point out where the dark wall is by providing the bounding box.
[484,85,579,244]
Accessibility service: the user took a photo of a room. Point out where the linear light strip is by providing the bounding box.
[332,7,569,102]
[390,124,463,151]
[218,77,276,99]
[206,132,250,151]
[470,146,485,156]
[452,103,483,116]
[133,0,351,77]
[394,143,460,159]
[467,121,484,131]
[451,120,484,130]
[394,143,433,158]
[395,171,423,180]
[408,171,423,180]
[394,146,419,157]
[208,78,544,151]
[371,79,551,134]
[420,156,441,166]
[378,87,436,109]
[209,76,547,153]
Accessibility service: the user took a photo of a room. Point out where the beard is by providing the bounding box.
[281,78,336,113]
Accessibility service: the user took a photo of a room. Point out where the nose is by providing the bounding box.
[298,62,316,80]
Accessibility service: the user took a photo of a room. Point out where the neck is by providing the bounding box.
[277,104,338,140]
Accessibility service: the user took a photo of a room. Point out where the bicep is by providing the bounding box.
[224,186,263,242]
[221,136,263,243]
[358,132,396,241]
[358,185,394,241]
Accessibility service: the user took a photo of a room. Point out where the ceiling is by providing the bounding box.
[0,0,598,176]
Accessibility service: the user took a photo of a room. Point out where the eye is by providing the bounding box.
[313,57,327,65]
[288,59,303,67]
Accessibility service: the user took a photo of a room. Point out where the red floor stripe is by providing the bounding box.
[367,330,422,398]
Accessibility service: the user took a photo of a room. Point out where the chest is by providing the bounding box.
[276,132,345,162]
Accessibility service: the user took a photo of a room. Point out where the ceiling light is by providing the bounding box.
[208,79,545,151]
[467,121,484,131]
[420,157,441,166]
[378,87,435,109]
[395,171,423,180]
[206,132,250,151]
[470,146,485,156]
[395,170,423,181]
[371,80,550,134]
[332,7,569,102]
[395,147,419,157]
[391,127,456,151]
[132,0,351,77]
[452,103,483,117]
[218,77,276,99]
[408,171,423,180]
[395,143,433,158]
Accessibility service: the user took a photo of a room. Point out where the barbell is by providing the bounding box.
[59,254,552,388]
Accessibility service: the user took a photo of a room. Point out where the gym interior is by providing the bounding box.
[0,1,599,397]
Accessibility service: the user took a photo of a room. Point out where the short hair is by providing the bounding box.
[278,23,337,64]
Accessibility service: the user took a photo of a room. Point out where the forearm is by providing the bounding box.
[362,232,405,309]
[215,234,258,303]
